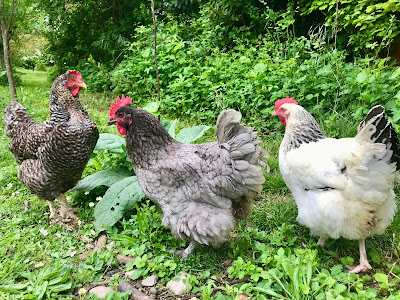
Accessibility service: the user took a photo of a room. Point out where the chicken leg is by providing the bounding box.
[59,194,79,222]
[317,237,326,247]
[48,200,58,221]
[348,239,372,273]
[171,241,197,259]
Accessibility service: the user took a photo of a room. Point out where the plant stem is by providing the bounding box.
[150,0,161,110]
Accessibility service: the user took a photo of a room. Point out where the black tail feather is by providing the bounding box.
[359,105,400,170]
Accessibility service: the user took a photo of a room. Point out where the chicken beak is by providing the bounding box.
[107,118,116,126]
[272,111,278,116]
[77,82,87,89]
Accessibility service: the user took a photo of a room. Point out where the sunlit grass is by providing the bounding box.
[1,69,400,298]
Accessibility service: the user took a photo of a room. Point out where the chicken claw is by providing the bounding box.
[347,239,373,274]
[170,241,197,259]
[59,194,79,222]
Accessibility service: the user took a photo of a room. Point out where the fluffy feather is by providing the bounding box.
[275,100,399,272]
[109,106,266,255]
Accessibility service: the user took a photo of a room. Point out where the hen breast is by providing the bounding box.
[280,137,397,240]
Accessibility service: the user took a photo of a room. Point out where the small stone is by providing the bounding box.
[238,294,250,300]
[117,281,154,300]
[34,262,44,268]
[149,287,157,295]
[79,251,91,259]
[93,235,107,252]
[89,286,113,300]
[106,241,114,251]
[141,275,158,287]
[166,273,192,296]
[106,270,118,277]
[117,254,136,264]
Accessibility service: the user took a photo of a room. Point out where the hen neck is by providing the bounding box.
[281,109,326,154]
[126,121,176,168]
[48,92,87,125]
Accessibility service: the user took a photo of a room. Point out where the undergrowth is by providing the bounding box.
[0,64,400,298]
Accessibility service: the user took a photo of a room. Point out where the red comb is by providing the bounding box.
[275,96,298,110]
[109,94,132,117]
[68,70,82,80]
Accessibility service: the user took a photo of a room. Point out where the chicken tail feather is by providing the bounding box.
[3,101,36,134]
[357,105,400,170]
[215,109,267,219]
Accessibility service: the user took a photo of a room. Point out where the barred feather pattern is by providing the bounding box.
[121,107,266,246]
[3,71,99,200]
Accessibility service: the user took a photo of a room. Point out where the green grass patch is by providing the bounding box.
[0,70,399,299]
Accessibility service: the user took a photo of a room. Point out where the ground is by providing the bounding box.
[0,69,399,299]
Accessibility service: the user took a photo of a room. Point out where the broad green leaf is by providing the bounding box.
[168,119,177,139]
[73,167,133,191]
[94,176,145,230]
[129,269,145,280]
[48,280,73,293]
[161,119,171,132]
[95,133,126,154]
[374,272,389,286]
[356,71,368,83]
[142,101,159,114]
[176,125,211,143]
[34,281,48,299]
[299,284,310,295]
[0,283,29,293]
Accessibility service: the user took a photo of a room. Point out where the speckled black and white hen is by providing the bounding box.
[3,70,99,222]
[108,96,266,258]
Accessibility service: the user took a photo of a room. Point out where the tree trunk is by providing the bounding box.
[0,0,16,100]
[0,47,3,70]
[150,0,160,105]
[2,29,16,99]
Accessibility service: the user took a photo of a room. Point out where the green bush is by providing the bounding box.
[109,12,400,133]
[0,69,22,87]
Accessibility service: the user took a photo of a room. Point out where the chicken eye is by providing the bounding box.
[118,112,124,118]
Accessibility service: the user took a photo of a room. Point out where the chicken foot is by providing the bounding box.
[171,241,197,259]
[48,200,58,221]
[59,194,79,222]
[347,239,372,274]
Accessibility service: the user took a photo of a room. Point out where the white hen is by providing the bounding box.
[273,96,399,273]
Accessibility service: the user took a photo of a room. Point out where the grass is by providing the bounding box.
[0,70,400,299]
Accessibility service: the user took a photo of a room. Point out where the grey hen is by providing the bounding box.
[108,97,265,257]
[3,70,99,223]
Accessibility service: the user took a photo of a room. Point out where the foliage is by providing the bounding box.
[37,0,152,74]
[0,68,22,86]
[74,103,211,231]
[290,0,400,56]
[109,14,400,135]
[0,260,73,299]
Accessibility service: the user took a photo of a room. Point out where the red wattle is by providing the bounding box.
[117,125,126,135]
[71,87,80,96]
[279,116,286,126]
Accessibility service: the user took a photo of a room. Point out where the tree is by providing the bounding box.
[0,0,16,99]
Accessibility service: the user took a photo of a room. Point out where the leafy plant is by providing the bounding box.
[0,260,73,299]
[74,105,211,230]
